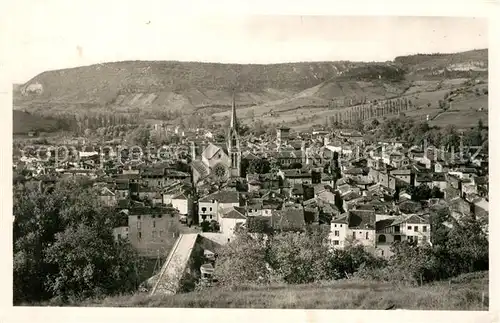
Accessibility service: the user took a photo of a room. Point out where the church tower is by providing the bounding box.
[227,91,241,177]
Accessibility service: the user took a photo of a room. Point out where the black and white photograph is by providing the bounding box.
[3,2,494,317]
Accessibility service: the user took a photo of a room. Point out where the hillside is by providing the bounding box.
[13,49,488,130]
[56,271,488,310]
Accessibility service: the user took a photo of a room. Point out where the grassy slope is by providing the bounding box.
[13,49,488,130]
[74,271,488,310]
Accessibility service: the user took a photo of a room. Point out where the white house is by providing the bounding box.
[375,214,431,258]
[198,190,241,223]
[329,213,349,249]
[171,192,191,215]
[220,206,247,239]
[346,210,376,249]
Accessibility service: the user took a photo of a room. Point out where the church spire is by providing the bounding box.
[230,90,237,130]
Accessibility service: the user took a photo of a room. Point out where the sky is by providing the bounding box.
[1,1,489,83]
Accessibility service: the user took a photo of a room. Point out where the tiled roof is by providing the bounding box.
[199,190,240,204]
[271,208,306,231]
[222,206,247,219]
[375,218,396,231]
[348,210,376,229]
[191,160,209,178]
[201,143,223,160]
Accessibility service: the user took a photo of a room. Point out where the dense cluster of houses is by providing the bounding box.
[13,97,489,260]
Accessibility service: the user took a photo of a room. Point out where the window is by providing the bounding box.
[137,216,141,220]
[414,226,418,232]
[334,224,337,228]
[334,230,340,237]
[340,224,342,227]
[352,232,356,239]
[365,232,369,239]
[378,235,386,243]
[209,207,213,212]
[381,250,384,256]
[138,232,142,239]
[394,235,401,242]
[333,240,339,245]
[423,226,427,232]
[408,236,413,242]
[422,236,427,243]
[394,225,400,233]
[407,226,412,230]
[153,220,156,228]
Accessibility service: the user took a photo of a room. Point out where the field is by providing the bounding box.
[53,271,489,310]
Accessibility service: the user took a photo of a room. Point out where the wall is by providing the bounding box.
[400,221,431,245]
[329,222,347,249]
[221,217,247,239]
[172,198,189,215]
[128,214,178,257]
[198,201,218,223]
[348,228,376,247]
[112,226,129,241]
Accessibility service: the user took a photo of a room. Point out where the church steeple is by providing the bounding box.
[227,89,241,178]
[230,91,237,130]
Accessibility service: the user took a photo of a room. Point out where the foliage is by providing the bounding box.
[247,158,271,175]
[215,226,385,287]
[246,217,273,234]
[214,233,270,286]
[13,178,142,304]
[358,213,488,286]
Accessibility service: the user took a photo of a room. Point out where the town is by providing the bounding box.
[13,88,489,301]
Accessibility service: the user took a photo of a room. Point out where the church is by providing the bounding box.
[191,93,241,184]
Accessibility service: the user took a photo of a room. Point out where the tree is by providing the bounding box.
[13,179,142,304]
[446,215,488,274]
[214,232,270,286]
[247,158,271,175]
[429,206,451,246]
[267,228,332,284]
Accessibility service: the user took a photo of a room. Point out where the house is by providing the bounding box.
[171,192,192,216]
[347,210,376,249]
[220,206,247,238]
[279,168,313,185]
[141,167,166,188]
[375,214,431,258]
[291,183,304,200]
[198,190,241,224]
[329,213,349,249]
[415,172,433,187]
[390,169,412,185]
[99,186,117,207]
[127,207,175,257]
[432,173,447,190]
[115,180,130,199]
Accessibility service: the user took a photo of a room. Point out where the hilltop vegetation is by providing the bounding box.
[13,49,488,134]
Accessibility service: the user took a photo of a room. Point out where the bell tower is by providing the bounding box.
[227,90,241,177]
